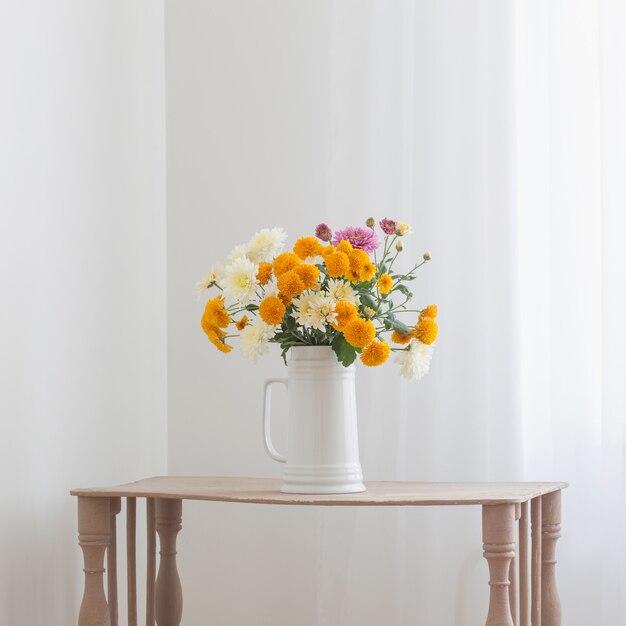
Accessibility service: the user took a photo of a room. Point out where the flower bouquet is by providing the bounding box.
[197,218,438,380]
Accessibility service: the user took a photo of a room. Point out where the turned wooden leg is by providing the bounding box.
[147,498,157,626]
[78,497,111,626]
[531,497,542,626]
[541,491,562,626]
[107,498,121,626]
[155,499,183,626]
[127,498,137,626]
[483,503,516,626]
[519,501,530,626]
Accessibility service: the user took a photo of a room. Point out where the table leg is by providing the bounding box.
[483,503,516,626]
[107,498,121,626]
[541,491,562,626]
[78,497,111,626]
[155,498,183,626]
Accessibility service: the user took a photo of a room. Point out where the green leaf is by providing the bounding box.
[395,284,413,297]
[245,304,259,311]
[359,293,377,310]
[331,334,358,367]
[392,319,411,335]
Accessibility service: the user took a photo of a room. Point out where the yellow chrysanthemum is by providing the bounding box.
[277,270,306,299]
[256,262,273,286]
[358,262,376,282]
[349,249,369,273]
[345,268,360,283]
[391,330,411,345]
[259,295,286,326]
[321,245,335,257]
[324,251,350,278]
[343,317,376,348]
[235,315,249,331]
[203,324,233,353]
[293,236,324,260]
[360,339,391,367]
[273,252,301,277]
[294,264,320,289]
[201,296,230,330]
[376,273,393,294]
[331,301,359,331]
[420,304,438,320]
[412,316,438,345]
[278,293,292,307]
[336,240,354,255]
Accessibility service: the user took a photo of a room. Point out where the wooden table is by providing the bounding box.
[71,477,567,626]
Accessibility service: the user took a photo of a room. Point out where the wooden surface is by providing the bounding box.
[71,476,567,506]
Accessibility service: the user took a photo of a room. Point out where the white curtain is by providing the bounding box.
[165,1,626,624]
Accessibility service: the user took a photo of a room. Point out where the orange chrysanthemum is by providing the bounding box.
[277,270,305,299]
[273,252,301,277]
[412,316,438,345]
[278,293,292,307]
[203,324,233,353]
[349,249,369,273]
[324,251,350,278]
[358,262,376,282]
[293,236,324,260]
[321,245,335,257]
[391,330,411,345]
[201,296,230,330]
[259,295,286,326]
[256,262,273,285]
[360,339,391,367]
[343,317,376,348]
[235,315,249,331]
[336,240,354,255]
[376,273,393,294]
[331,301,359,331]
[420,304,438,320]
[294,264,320,289]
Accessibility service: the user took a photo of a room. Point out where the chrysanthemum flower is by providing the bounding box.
[307,294,337,331]
[195,263,224,299]
[343,317,376,348]
[335,239,354,255]
[222,257,259,305]
[278,293,292,307]
[202,323,233,353]
[395,340,433,380]
[411,317,438,345]
[247,227,287,262]
[259,295,286,326]
[235,315,249,331]
[330,301,358,330]
[277,270,306,299]
[379,218,396,235]
[395,222,412,236]
[239,318,273,362]
[420,304,438,320]
[273,252,301,276]
[333,226,380,253]
[348,249,369,274]
[321,245,335,257]
[228,243,250,262]
[315,223,333,242]
[327,278,360,306]
[294,264,320,289]
[293,236,324,260]
[201,296,230,329]
[324,251,350,278]
[361,339,391,367]
[256,262,273,286]
[359,262,376,282]
[376,273,393,294]
[391,330,411,345]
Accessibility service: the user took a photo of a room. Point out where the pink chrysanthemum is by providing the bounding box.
[379,218,396,235]
[332,226,380,253]
[315,223,333,242]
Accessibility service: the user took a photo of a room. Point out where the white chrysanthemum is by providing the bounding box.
[239,318,274,362]
[195,263,224,299]
[228,243,250,262]
[262,278,280,298]
[304,255,323,265]
[246,227,287,263]
[292,291,336,330]
[222,257,259,305]
[394,339,434,381]
[326,278,360,306]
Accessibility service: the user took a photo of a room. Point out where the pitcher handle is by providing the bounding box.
[263,378,288,463]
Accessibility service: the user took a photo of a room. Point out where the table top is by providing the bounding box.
[71,476,567,506]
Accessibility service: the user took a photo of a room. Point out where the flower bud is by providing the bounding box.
[365,217,376,228]
[423,251,431,261]
[363,306,376,319]
[395,222,412,236]
[395,240,404,252]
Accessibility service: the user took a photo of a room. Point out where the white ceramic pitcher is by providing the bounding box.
[263,346,366,494]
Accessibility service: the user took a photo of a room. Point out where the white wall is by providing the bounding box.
[0,2,167,624]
